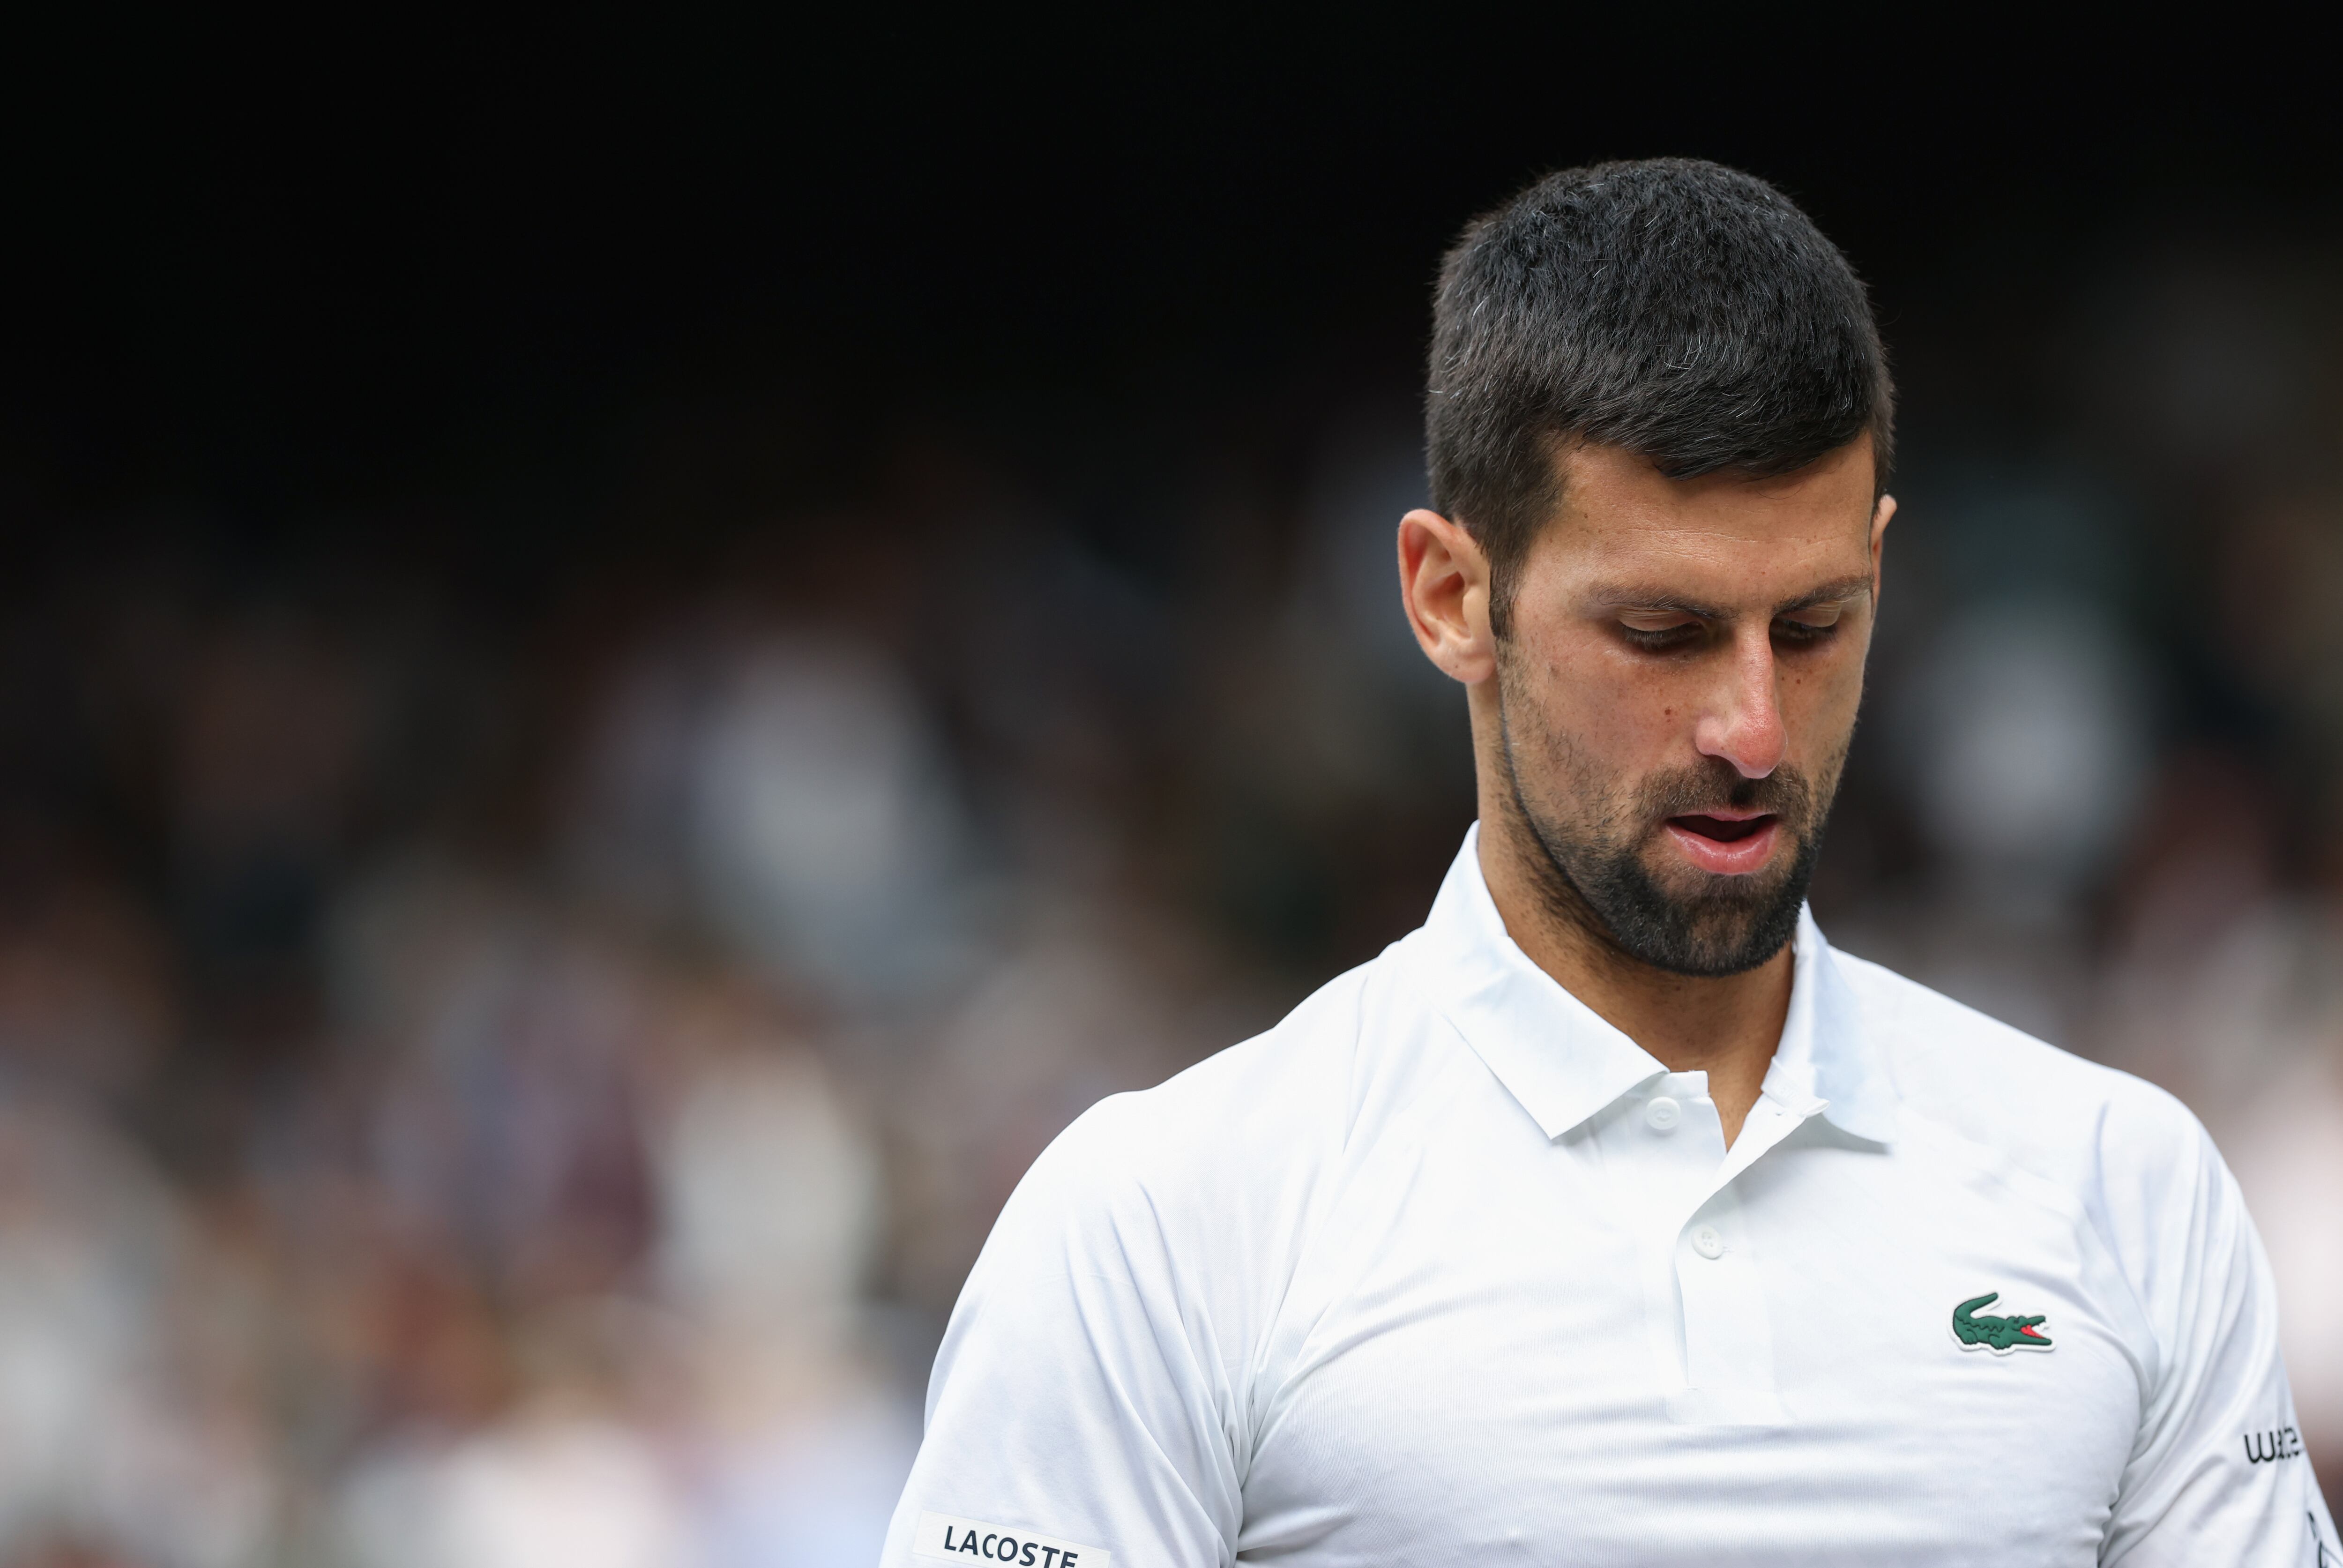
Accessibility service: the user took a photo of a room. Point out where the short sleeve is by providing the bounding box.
[880,1102,1244,1568]
[2103,1118,2341,1566]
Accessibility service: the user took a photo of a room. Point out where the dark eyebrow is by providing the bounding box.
[1591,574,1875,620]
[1772,575,1877,615]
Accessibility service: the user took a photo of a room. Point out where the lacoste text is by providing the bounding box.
[941,1528,1078,1565]
[912,1512,1113,1568]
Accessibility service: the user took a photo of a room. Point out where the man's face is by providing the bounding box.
[1495,438,1887,975]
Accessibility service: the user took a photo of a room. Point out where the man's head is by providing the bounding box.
[1400,158,1895,977]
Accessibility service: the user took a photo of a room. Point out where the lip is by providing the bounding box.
[1662,814,1783,876]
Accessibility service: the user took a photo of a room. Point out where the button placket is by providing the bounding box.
[1649,1077,1825,1426]
[1609,1074,1725,1396]
[1670,1187,1784,1425]
[1618,1071,1824,1426]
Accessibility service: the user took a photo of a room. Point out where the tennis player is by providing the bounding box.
[881,158,2336,1565]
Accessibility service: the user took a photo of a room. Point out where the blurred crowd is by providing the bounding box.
[4,237,2343,1561]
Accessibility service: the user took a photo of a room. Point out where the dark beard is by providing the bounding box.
[1498,715,1832,979]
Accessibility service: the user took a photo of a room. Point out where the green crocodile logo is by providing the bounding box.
[1953,1292,2052,1352]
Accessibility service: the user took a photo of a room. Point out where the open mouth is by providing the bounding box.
[1661,811,1783,875]
[1669,813,1775,844]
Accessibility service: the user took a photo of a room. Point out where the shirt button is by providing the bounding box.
[1644,1096,1682,1133]
[1691,1225,1725,1259]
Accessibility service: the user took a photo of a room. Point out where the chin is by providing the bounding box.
[1597,844,1813,977]
[1647,850,1798,904]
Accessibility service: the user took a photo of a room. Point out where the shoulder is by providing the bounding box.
[1834,945,2205,1151]
[1829,944,2226,1235]
[978,940,1440,1284]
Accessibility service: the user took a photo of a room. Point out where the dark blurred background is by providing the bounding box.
[2,23,2340,1563]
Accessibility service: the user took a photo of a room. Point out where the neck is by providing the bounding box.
[1475,795,1792,1147]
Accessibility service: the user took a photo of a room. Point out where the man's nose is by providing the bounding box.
[1691,627,1787,780]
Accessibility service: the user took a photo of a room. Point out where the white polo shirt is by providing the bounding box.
[885,827,2336,1566]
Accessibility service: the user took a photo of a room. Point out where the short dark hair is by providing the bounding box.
[1426,157,1894,633]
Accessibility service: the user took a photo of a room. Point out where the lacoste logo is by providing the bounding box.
[1951,1291,2053,1353]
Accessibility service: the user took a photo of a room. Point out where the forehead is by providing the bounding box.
[1536,439,1877,595]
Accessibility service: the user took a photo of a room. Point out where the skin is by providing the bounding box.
[1399,436,1894,1144]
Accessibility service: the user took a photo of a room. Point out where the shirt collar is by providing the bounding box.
[1412,824,1897,1145]
[1767,903,1899,1143]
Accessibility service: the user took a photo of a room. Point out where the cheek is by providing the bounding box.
[1778,647,1869,747]
[1523,637,1700,752]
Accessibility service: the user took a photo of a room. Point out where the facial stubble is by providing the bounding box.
[1494,668,1848,978]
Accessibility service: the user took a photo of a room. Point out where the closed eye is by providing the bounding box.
[1615,617,1705,653]
[1771,615,1842,647]
[1773,600,1854,648]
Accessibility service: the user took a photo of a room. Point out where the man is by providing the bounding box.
[882,159,2336,1565]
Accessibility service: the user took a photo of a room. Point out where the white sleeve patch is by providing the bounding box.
[914,1511,1114,1568]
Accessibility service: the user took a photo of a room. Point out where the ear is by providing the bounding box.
[1398,508,1498,686]
[1869,492,1896,605]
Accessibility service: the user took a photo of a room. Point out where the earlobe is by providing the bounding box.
[1397,508,1497,686]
